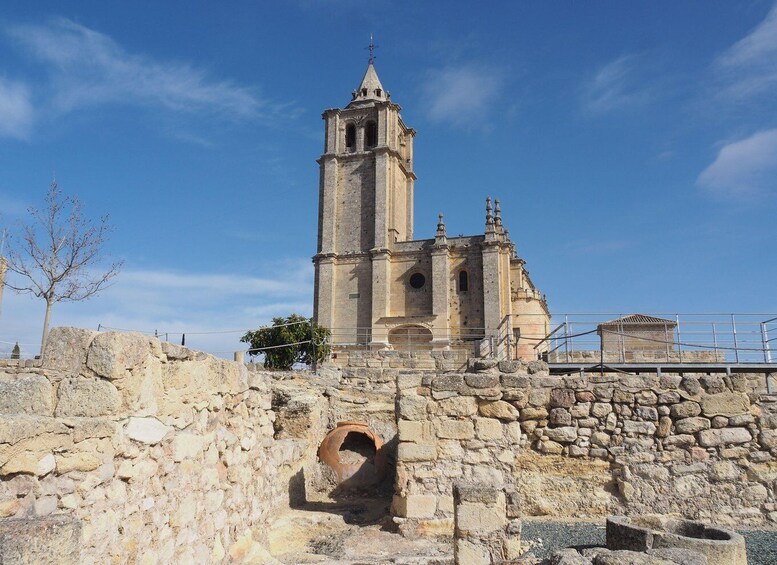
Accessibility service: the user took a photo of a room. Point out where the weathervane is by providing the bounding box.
[366,33,378,64]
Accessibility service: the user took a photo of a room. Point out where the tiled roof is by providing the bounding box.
[600,313,676,326]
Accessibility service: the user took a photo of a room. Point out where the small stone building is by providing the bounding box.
[312,61,549,361]
[598,314,677,357]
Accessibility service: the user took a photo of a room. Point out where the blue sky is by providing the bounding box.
[1,1,776,357]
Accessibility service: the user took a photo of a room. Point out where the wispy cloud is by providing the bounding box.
[421,64,503,128]
[582,54,653,114]
[697,129,777,198]
[0,78,34,139]
[1,260,314,358]
[3,17,283,138]
[714,3,777,99]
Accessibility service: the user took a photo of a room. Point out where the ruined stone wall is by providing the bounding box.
[393,360,777,537]
[0,327,326,564]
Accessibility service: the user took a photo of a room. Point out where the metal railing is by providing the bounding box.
[539,313,777,365]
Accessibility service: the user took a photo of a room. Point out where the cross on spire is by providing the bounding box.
[366,34,378,65]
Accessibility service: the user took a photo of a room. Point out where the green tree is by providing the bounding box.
[241,314,330,370]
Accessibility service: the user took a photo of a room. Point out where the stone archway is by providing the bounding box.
[388,325,433,351]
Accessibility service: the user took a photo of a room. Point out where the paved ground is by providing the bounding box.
[266,502,777,565]
[520,518,777,565]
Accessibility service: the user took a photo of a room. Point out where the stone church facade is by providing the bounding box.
[312,62,549,360]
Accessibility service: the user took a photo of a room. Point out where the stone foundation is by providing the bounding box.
[393,360,777,536]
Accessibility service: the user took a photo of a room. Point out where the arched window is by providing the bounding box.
[345,123,356,150]
[458,270,469,292]
[365,121,377,148]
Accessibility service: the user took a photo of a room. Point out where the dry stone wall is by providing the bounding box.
[393,360,777,537]
[0,327,326,564]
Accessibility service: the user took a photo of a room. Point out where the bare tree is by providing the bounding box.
[5,181,122,353]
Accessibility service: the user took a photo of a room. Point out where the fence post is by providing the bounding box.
[676,315,682,363]
[732,314,739,364]
[311,320,318,374]
[761,323,771,364]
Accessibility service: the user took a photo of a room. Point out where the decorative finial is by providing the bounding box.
[436,213,446,237]
[366,34,379,65]
[494,199,502,227]
[485,196,494,225]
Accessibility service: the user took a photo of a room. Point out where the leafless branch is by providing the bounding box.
[4,180,123,324]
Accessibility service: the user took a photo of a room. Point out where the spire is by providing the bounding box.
[436,213,446,237]
[349,36,389,105]
[485,197,496,237]
[494,199,503,233]
[435,213,447,246]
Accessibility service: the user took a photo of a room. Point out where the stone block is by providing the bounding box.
[479,400,519,421]
[432,374,464,392]
[622,421,656,435]
[759,430,777,449]
[125,417,172,445]
[570,403,591,418]
[550,388,575,408]
[393,494,437,518]
[592,402,613,418]
[474,417,503,441]
[397,373,423,390]
[501,374,529,388]
[634,406,658,421]
[464,373,499,388]
[438,396,478,416]
[545,426,577,443]
[55,377,121,418]
[55,452,101,474]
[670,401,701,419]
[0,516,81,564]
[656,417,672,438]
[698,428,752,447]
[674,417,710,434]
[498,360,523,374]
[398,420,424,442]
[528,389,550,406]
[41,326,96,374]
[455,501,506,535]
[398,443,437,462]
[550,408,572,425]
[701,392,750,417]
[398,395,428,420]
[0,374,54,416]
[455,539,490,565]
[436,420,475,440]
[520,406,548,421]
[663,434,696,448]
[86,331,154,380]
[172,433,204,461]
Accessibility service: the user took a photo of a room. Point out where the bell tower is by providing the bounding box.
[313,58,416,342]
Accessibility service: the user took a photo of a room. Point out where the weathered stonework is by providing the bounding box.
[394,365,777,537]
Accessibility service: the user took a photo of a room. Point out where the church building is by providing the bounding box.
[312,59,549,362]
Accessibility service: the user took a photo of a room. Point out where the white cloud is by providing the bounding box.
[6,18,264,120]
[421,64,503,127]
[0,260,314,358]
[0,78,34,139]
[714,3,777,98]
[697,129,777,198]
[583,54,652,114]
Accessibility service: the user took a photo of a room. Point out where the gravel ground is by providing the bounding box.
[521,519,777,565]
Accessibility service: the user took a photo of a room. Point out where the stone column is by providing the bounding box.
[481,244,502,345]
[430,245,450,348]
[453,483,521,565]
[314,255,336,336]
[370,250,391,347]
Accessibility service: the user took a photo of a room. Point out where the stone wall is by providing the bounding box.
[0,327,327,564]
[393,360,777,536]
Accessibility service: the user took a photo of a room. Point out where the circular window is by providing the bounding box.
[408,273,426,289]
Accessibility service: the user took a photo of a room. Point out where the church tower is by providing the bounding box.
[313,59,416,344]
[313,51,550,363]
